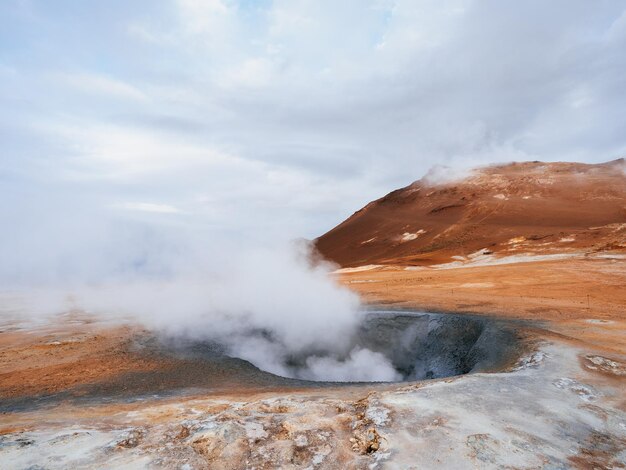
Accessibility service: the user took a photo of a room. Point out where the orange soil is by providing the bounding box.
[0,323,163,398]
[336,258,626,355]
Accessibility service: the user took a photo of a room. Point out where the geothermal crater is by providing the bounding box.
[168,311,523,384]
[350,311,521,381]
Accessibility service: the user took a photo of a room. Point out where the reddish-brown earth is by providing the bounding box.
[316,159,626,267]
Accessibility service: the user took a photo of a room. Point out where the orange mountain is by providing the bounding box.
[315,159,626,267]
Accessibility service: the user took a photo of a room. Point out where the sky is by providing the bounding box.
[1,0,626,284]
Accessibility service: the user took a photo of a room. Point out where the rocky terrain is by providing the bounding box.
[1,314,624,469]
[1,159,625,469]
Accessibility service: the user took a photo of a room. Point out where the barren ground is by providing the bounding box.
[1,255,625,468]
[337,256,626,355]
[1,160,625,468]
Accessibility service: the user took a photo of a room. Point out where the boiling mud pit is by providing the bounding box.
[163,311,525,386]
[0,311,527,414]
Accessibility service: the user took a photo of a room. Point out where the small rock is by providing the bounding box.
[177,425,190,440]
[116,429,143,449]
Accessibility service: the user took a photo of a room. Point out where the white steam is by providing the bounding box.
[68,244,403,382]
[0,200,400,382]
[421,164,476,186]
[302,348,402,382]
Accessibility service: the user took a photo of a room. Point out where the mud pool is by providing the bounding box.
[165,310,525,384]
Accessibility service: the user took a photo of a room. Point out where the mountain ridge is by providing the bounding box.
[315,159,626,267]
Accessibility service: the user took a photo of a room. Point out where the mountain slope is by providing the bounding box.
[315,159,626,267]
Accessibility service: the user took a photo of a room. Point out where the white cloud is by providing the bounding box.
[177,0,231,35]
[112,202,182,214]
[56,72,148,101]
[220,57,277,89]
[43,122,242,181]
